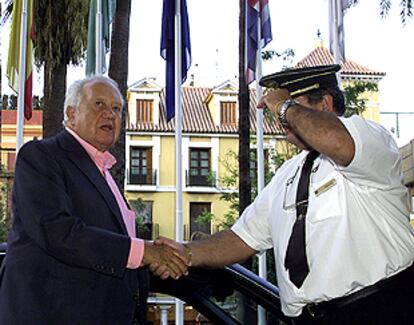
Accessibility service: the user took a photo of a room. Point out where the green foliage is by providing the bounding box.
[129,199,145,225]
[0,218,10,243]
[380,0,413,23]
[206,146,295,231]
[343,81,378,117]
[1,94,17,109]
[195,210,214,226]
[1,0,89,67]
[0,183,10,243]
[262,48,295,63]
[33,95,44,109]
[1,94,43,110]
[129,198,145,214]
[33,0,90,69]
[129,198,150,235]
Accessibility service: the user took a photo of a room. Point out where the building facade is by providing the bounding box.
[0,109,43,171]
[125,78,284,241]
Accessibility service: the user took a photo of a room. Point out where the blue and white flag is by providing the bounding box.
[160,0,191,121]
[246,0,272,84]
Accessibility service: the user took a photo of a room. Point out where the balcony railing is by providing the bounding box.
[185,170,216,187]
[127,168,157,185]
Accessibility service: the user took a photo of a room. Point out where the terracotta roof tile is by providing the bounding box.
[128,87,284,135]
[295,46,386,78]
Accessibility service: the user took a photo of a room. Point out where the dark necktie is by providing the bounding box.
[284,150,319,288]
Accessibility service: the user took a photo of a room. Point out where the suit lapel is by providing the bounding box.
[57,130,128,235]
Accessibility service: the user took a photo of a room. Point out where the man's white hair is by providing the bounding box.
[62,75,124,126]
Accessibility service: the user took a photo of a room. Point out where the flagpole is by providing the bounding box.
[332,0,342,85]
[16,0,29,153]
[174,0,184,324]
[95,0,103,75]
[255,11,267,325]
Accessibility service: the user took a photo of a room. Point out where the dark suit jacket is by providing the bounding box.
[0,130,148,324]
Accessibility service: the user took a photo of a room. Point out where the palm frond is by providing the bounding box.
[400,0,413,24]
[1,0,13,25]
[380,0,392,17]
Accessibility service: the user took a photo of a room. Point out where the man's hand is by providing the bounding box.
[257,88,290,116]
[142,240,190,280]
[149,236,192,280]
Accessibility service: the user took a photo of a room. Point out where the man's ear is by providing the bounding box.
[66,106,76,125]
[322,94,335,113]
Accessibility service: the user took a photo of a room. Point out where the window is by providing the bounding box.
[188,148,211,186]
[220,101,237,125]
[129,147,154,185]
[130,200,153,224]
[189,202,211,238]
[6,152,16,172]
[129,200,154,239]
[136,99,153,123]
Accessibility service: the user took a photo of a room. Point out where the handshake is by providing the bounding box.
[142,236,192,280]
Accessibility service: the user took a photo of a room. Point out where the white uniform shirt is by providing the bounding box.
[232,115,414,317]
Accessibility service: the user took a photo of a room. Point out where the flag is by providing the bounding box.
[160,0,191,121]
[86,0,116,75]
[246,0,272,84]
[7,0,34,120]
[329,0,352,62]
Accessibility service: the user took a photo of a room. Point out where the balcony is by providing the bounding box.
[185,170,216,187]
[127,168,157,186]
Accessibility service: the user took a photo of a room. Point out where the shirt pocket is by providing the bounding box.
[308,174,343,222]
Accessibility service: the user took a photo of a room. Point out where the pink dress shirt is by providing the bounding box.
[66,127,144,268]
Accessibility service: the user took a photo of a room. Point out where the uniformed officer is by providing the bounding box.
[153,64,414,324]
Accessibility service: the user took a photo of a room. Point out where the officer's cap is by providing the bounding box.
[259,64,341,97]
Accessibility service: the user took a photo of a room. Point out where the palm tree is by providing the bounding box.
[2,0,89,138]
[108,0,131,191]
[33,0,89,138]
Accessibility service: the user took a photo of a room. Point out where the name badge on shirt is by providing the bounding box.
[314,178,337,196]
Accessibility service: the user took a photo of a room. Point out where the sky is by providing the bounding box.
[1,0,414,145]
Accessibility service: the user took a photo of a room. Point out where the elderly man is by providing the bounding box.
[154,65,414,325]
[0,75,188,324]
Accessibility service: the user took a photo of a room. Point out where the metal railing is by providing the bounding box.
[185,170,216,187]
[127,168,157,186]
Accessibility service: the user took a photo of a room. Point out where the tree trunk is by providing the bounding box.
[238,0,251,215]
[108,0,131,192]
[43,63,66,138]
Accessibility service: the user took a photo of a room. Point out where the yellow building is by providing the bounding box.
[125,78,284,241]
[0,109,43,171]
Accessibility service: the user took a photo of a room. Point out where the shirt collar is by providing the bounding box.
[65,127,116,171]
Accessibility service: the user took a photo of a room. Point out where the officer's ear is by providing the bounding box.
[321,94,335,113]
